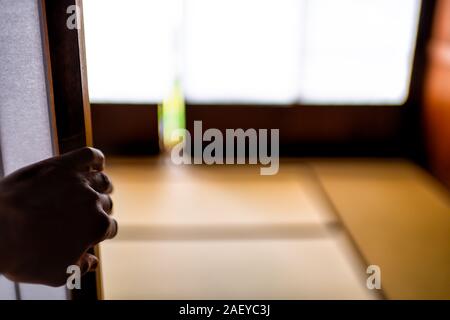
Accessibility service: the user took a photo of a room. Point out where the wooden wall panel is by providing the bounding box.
[424,0,450,188]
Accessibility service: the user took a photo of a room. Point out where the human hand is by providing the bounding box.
[0,147,117,286]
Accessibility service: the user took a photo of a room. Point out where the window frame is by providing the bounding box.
[90,0,436,160]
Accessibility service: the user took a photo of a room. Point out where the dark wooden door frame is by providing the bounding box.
[39,0,100,300]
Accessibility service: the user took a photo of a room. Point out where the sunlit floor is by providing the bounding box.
[100,157,450,299]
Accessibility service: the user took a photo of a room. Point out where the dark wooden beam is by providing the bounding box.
[41,0,100,300]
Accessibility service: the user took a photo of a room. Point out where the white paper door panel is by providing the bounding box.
[0,0,66,300]
[0,276,16,300]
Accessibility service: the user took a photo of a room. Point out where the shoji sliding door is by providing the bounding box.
[0,0,66,300]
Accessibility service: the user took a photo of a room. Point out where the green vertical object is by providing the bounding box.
[158,78,186,150]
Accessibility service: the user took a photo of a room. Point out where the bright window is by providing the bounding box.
[83,0,422,105]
